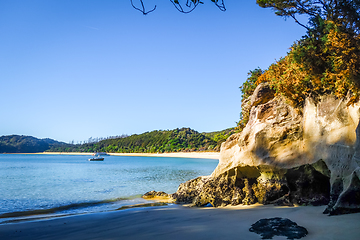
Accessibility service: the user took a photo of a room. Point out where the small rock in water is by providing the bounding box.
[142,191,169,199]
[249,217,308,239]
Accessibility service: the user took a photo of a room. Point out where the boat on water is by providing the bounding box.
[88,156,104,161]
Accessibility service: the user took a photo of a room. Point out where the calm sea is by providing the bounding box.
[0,154,218,224]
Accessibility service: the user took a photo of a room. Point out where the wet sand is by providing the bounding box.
[1,204,359,240]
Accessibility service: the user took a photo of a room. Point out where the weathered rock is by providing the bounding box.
[249,217,308,239]
[142,191,169,199]
[170,177,207,204]
[285,161,330,206]
[171,160,330,207]
[250,82,275,107]
[324,167,360,215]
[219,90,360,214]
[172,84,360,214]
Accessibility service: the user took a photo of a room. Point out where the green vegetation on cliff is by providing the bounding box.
[238,0,360,129]
[48,128,235,153]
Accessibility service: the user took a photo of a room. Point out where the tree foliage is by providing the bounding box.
[240,68,264,100]
[236,1,360,130]
[254,21,360,107]
[256,0,360,32]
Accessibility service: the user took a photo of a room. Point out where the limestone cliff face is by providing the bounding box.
[218,85,359,174]
[172,83,360,214]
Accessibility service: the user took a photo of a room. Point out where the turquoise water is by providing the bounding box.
[0,154,218,223]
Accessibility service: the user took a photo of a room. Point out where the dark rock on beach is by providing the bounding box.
[249,217,308,239]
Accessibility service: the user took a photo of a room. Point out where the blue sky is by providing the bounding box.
[0,1,307,143]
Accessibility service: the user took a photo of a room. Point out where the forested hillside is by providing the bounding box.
[0,135,66,153]
[0,128,235,153]
[48,128,235,153]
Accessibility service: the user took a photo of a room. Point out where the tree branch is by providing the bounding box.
[294,0,319,17]
[130,0,157,15]
[170,0,199,14]
[130,0,227,14]
[291,14,311,30]
[214,0,226,11]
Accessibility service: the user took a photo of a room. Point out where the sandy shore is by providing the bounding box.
[1,204,359,240]
[108,152,220,159]
[27,152,220,159]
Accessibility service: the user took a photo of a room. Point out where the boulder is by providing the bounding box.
[171,160,330,207]
[142,191,169,199]
[249,217,308,239]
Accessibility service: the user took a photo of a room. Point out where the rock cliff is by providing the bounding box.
[171,83,360,215]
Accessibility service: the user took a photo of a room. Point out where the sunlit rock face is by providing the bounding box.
[217,86,359,174]
[172,83,360,214]
[172,160,331,208]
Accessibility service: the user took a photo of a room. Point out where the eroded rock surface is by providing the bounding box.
[172,84,360,214]
[171,160,330,207]
[142,191,169,198]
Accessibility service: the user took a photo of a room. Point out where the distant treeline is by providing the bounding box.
[0,128,236,153]
[69,134,129,145]
[0,135,67,153]
[48,128,235,153]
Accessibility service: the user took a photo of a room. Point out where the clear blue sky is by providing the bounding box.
[0,1,306,143]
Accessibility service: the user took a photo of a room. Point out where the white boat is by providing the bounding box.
[88,156,104,161]
[92,152,108,156]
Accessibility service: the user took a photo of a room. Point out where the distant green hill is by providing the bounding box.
[0,128,236,153]
[48,127,236,153]
[0,135,67,153]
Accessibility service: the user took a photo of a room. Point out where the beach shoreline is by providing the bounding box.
[1,204,360,240]
[6,152,220,159]
[108,152,220,159]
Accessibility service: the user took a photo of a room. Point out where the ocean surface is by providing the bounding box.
[0,154,218,224]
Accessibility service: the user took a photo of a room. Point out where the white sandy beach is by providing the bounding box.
[33,152,220,159]
[108,152,220,159]
[1,204,360,240]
